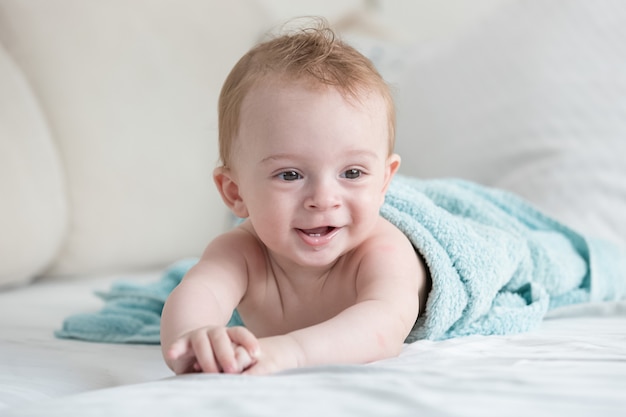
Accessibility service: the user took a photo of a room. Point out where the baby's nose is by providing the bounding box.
[305,180,341,210]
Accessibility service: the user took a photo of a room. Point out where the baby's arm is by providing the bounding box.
[245,229,427,375]
[160,231,259,374]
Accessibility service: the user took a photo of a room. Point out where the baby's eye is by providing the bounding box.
[341,169,362,179]
[278,171,302,181]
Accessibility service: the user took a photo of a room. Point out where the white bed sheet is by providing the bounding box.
[1,271,625,417]
[0,272,172,411]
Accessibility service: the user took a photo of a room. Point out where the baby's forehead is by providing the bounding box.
[243,76,386,114]
[236,88,388,152]
[231,76,393,160]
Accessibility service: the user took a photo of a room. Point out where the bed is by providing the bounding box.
[1,1,625,416]
[2,274,625,417]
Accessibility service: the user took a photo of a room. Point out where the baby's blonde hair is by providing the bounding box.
[217,18,396,168]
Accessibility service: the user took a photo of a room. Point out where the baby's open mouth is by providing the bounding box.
[299,226,336,237]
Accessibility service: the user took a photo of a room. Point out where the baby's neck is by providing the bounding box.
[265,250,343,295]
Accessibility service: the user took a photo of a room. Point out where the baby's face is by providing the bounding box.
[230,81,397,269]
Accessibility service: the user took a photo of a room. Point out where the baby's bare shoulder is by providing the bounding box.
[357,217,415,254]
[353,217,425,281]
[202,221,266,265]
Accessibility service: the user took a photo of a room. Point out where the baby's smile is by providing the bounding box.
[296,226,341,248]
[299,226,337,237]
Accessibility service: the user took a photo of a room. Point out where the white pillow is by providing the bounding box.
[0,44,66,287]
[394,0,626,247]
[0,0,271,277]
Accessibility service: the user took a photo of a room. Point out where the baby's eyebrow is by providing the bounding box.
[260,149,379,164]
[260,153,297,162]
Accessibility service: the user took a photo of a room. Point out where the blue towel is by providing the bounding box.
[55,258,243,343]
[382,176,625,341]
[55,175,626,344]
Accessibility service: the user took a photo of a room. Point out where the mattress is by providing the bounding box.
[1,270,625,417]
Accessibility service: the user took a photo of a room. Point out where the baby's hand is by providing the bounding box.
[242,335,303,376]
[166,326,260,375]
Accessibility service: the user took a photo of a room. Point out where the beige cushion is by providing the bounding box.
[0,0,270,276]
[0,43,66,287]
[395,0,626,247]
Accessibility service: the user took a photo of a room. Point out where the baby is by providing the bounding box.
[160,20,430,375]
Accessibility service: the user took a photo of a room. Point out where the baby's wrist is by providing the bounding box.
[283,334,307,369]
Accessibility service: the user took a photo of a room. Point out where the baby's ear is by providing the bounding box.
[382,154,401,195]
[213,167,249,218]
[378,154,400,206]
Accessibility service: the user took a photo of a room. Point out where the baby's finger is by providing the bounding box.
[227,326,261,359]
[189,330,220,373]
[209,330,239,373]
[166,337,191,361]
[166,338,200,374]
[234,345,255,371]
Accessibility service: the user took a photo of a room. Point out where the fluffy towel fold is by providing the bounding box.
[382,176,625,342]
[55,259,196,343]
[56,175,626,344]
[54,259,245,343]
